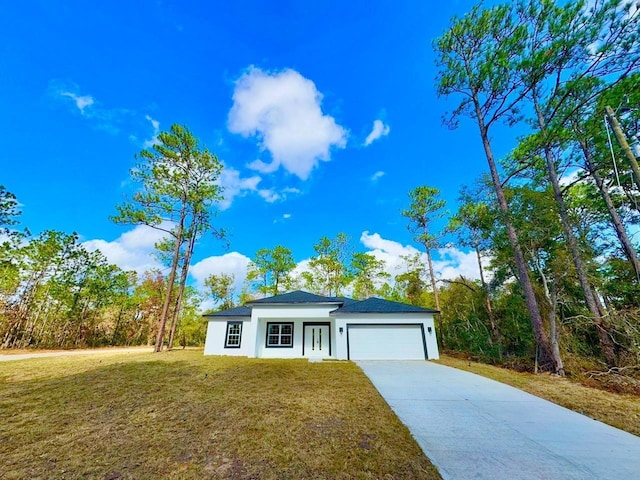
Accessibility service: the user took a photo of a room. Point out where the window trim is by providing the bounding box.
[224,321,243,348]
[265,322,294,348]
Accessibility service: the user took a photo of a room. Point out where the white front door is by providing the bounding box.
[304,324,330,357]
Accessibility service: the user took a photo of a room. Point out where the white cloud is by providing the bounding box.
[83,224,171,274]
[52,81,137,135]
[143,115,160,148]
[247,158,280,174]
[360,231,422,278]
[433,247,490,281]
[371,171,385,181]
[59,91,95,114]
[190,252,251,291]
[217,166,262,210]
[360,231,488,283]
[216,165,302,210]
[228,66,347,180]
[289,258,313,282]
[283,213,291,219]
[364,119,390,146]
[258,189,281,203]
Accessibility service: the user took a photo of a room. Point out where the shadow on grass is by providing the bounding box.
[0,354,441,480]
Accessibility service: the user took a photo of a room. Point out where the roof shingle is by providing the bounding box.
[330,297,439,314]
[246,290,348,305]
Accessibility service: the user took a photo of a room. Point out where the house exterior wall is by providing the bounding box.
[203,305,439,360]
[249,304,338,359]
[203,319,252,356]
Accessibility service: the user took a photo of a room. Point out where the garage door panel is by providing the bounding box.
[348,324,426,360]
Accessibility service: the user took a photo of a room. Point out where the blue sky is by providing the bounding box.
[2,0,512,295]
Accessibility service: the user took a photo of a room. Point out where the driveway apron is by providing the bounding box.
[358,360,640,480]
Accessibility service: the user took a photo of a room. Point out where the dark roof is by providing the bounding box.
[203,295,436,318]
[246,290,349,305]
[331,297,439,315]
[332,296,357,305]
[203,305,252,317]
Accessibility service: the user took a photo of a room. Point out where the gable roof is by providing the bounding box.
[246,290,348,305]
[330,297,439,315]
[203,305,252,317]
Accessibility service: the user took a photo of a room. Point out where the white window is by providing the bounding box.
[225,322,242,348]
[266,322,293,347]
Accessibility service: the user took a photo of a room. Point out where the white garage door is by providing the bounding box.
[348,324,426,360]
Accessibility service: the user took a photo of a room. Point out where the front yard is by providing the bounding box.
[0,350,440,479]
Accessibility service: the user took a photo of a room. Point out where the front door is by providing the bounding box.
[304,324,330,357]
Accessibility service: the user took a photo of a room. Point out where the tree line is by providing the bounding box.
[432,0,640,376]
[206,234,392,306]
[0,125,222,351]
[0,220,207,350]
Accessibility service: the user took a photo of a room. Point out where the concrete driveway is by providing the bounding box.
[358,360,640,480]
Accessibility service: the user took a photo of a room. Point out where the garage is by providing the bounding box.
[347,324,427,360]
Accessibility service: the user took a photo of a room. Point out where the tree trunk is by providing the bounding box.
[580,139,640,281]
[111,304,125,345]
[476,245,500,350]
[533,99,616,366]
[548,281,565,376]
[167,226,197,350]
[473,98,558,373]
[155,218,185,353]
[605,106,640,192]
[424,247,443,349]
[424,247,440,310]
[532,251,565,377]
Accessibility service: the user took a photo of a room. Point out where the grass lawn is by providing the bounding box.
[0,350,440,480]
[437,355,640,437]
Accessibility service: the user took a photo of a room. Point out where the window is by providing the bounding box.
[225,322,242,348]
[266,322,294,347]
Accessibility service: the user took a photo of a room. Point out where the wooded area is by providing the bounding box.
[1,0,639,389]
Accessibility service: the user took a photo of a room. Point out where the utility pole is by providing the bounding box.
[605,105,640,192]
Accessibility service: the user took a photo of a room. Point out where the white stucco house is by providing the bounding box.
[203,290,439,360]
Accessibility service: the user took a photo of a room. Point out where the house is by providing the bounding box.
[203,290,439,360]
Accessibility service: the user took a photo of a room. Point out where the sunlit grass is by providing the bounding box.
[0,350,440,479]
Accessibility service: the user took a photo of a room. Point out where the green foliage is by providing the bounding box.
[204,272,236,310]
[434,0,640,372]
[434,2,528,129]
[392,254,431,307]
[401,186,447,250]
[113,125,224,230]
[439,279,534,363]
[350,252,390,300]
[112,124,225,351]
[306,233,352,296]
[247,245,296,296]
[175,287,207,346]
[0,185,20,230]
[0,230,140,349]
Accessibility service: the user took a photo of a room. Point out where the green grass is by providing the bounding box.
[0,350,440,480]
[437,355,640,437]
